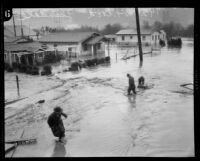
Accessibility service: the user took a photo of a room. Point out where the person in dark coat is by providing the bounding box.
[47,106,67,143]
[127,73,136,95]
[138,76,145,88]
[138,76,148,89]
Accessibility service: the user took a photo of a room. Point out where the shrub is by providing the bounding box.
[56,53,64,61]
[12,62,20,69]
[105,56,110,62]
[85,59,95,67]
[92,58,98,65]
[43,65,52,75]
[70,62,79,71]
[31,66,39,75]
[26,65,32,74]
[43,53,56,64]
[18,64,27,73]
[5,63,9,71]
[98,58,105,64]
[41,71,46,76]
[80,62,86,68]
[159,39,166,47]
[7,67,13,72]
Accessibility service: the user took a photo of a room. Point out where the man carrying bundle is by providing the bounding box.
[47,107,67,143]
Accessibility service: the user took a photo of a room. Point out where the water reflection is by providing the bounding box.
[167,46,182,53]
[52,142,67,157]
[127,94,136,108]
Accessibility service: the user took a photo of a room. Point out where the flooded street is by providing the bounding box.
[5,39,194,157]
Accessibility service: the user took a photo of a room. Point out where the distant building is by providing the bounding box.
[115,29,167,46]
[104,34,117,43]
[151,30,166,44]
[116,29,152,46]
[38,32,107,58]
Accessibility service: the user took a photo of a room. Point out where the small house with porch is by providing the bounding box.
[38,32,107,59]
[4,42,46,67]
[151,30,166,44]
[116,29,167,46]
[116,29,152,46]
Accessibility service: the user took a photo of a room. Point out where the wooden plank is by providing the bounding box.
[10,129,25,158]
[5,143,17,154]
[5,97,28,106]
[5,138,37,145]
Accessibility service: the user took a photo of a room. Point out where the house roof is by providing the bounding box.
[4,25,36,37]
[4,42,43,52]
[86,36,106,45]
[39,32,99,43]
[104,34,117,39]
[116,29,152,35]
[4,36,23,43]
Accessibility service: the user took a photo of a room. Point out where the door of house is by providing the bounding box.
[20,55,26,65]
[28,54,33,65]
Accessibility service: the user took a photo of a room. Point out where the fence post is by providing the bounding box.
[16,75,20,97]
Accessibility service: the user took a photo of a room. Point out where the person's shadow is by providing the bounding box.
[52,141,67,157]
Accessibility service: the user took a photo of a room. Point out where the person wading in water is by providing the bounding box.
[47,107,67,143]
[127,73,136,95]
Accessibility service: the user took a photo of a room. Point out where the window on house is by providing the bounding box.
[152,35,154,40]
[130,36,133,39]
[122,36,125,41]
[68,47,72,52]
[83,45,87,51]
[97,43,101,50]
[142,36,146,41]
[38,53,43,57]
[158,35,160,40]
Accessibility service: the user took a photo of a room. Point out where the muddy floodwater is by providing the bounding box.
[5,39,194,157]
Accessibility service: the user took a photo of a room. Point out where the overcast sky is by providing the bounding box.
[4,8,193,30]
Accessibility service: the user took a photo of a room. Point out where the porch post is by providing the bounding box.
[43,51,45,62]
[91,45,94,56]
[33,53,36,65]
[25,55,29,65]
[8,51,13,68]
[18,55,21,64]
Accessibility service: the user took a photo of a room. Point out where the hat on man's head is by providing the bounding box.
[54,106,63,113]
[127,73,130,77]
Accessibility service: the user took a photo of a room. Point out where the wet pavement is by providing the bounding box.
[5,39,194,157]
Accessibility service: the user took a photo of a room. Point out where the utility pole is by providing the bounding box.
[135,8,143,64]
[12,14,16,37]
[20,9,24,37]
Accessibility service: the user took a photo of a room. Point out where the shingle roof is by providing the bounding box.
[4,42,42,52]
[86,36,106,45]
[39,32,99,43]
[116,29,152,35]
